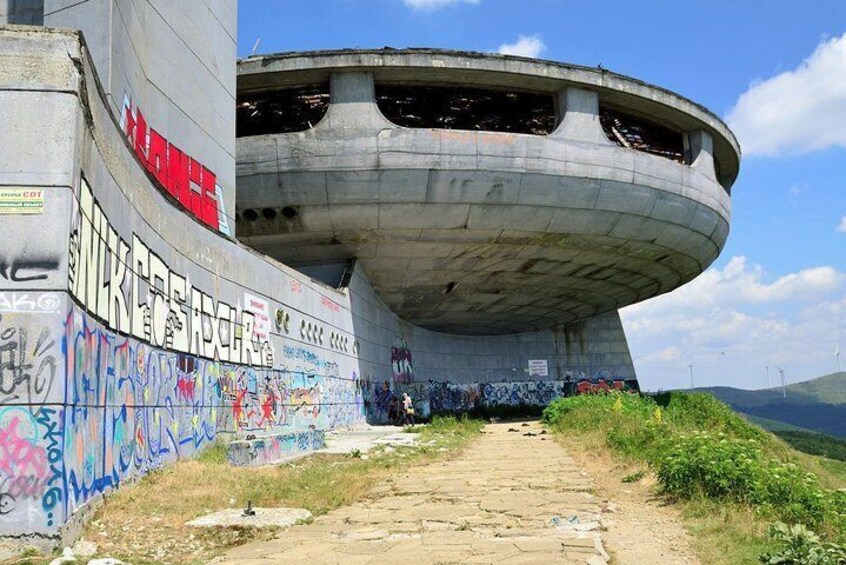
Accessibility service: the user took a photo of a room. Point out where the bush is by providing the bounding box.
[760,522,846,564]
[541,391,846,543]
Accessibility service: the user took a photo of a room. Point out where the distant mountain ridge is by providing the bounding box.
[693,372,846,438]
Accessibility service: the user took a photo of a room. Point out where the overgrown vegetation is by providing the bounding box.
[543,391,846,562]
[12,417,482,565]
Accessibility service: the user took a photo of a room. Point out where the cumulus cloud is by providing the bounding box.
[497,34,546,58]
[620,257,846,391]
[404,0,479,10]
[727,33,846,157]
[838,217,846,233]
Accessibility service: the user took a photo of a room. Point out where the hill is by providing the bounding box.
[694,371,846,438]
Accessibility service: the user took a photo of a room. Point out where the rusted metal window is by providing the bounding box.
[599,106,685,163]
[237,85,330,137]
[375,85,556,135]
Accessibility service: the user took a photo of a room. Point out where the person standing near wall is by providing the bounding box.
[402,392,415,425]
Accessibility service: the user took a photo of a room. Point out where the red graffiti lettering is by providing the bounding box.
[122,100,221,231]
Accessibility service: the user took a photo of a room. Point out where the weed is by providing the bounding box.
[621,470,645,483]
[760,522,846,564]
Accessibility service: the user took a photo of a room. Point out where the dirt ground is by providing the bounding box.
[214,421,697,564]
[557,435,701,565]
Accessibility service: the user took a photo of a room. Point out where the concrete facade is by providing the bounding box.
[236,50,738,335]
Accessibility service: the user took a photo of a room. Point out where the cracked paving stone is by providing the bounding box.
[213,422,609,565]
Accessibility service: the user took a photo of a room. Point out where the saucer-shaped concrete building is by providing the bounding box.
[236,49,739,338]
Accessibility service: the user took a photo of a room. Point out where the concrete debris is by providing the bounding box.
[186,507,312,529]
[71,540,98,558]
[48,547,76,565]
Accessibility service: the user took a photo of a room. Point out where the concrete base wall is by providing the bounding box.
[0,28,637,545]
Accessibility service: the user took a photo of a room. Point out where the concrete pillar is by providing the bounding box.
[320,71,393,131]
[689,129,717,181]
[0,0,43,24]
[552,87,611,145]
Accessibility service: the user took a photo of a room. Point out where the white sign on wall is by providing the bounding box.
[244,293,271,341]
[528,359,549,377]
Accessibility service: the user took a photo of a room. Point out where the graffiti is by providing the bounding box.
[575,379,636,394]
[227,429,326,467]
[0,292,62,314]
[0,492,14,515]
[120,95,229,234]
[67,177,274,368]
[321,296,339,312]
[394,377,641,415]
[391,337,414,384]
[0,316,57,407]
[0,411,49,499]
[0,258,60,283]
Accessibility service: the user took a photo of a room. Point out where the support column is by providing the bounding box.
[552,87,612,145]
[689,129,718,181]
[321,71,393,131]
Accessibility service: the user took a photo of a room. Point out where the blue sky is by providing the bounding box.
[238,1,846,391]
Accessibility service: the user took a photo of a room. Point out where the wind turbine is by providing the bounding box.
[836,344,843,374]
[776,366,787,398]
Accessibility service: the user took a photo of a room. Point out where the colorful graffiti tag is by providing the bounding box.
[390,337,414,384]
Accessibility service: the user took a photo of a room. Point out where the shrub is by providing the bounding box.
[759,522,846,564]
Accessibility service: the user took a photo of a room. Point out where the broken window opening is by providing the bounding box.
[599,106,685,163]
[375,85,556,135]
[237,85,330,137]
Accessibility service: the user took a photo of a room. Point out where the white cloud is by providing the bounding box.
[497,34,546,58]
[404,0,479,10]
[727,33,846,157]
[788,183,808,197]
[620,257,846,391]
[838,216,846,233]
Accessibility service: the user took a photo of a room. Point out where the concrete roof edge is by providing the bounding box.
[237,48,740,163]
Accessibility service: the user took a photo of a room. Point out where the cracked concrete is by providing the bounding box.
[211,422,610,564]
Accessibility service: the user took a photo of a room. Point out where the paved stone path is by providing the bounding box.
[213,422,610,564]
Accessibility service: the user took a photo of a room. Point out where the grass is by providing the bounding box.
[543,391,846,564]
[11,417,482,565]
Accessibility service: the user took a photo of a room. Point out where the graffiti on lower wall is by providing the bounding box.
[365,376,638,421]
[0,304,366,535]
[226,429,326,467]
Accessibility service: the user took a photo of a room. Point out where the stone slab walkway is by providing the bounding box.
[211,422,609,564]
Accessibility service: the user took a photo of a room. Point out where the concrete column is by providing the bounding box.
[689,129,717,181]
[320,71,393,131]
[552,87,611,145]
[0,0,44,24]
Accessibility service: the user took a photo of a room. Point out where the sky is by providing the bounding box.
[237,1,846,391]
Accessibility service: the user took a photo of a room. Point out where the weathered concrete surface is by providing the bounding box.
[322,424,419,455]
[187,508,312,529]
[213,422,610,564]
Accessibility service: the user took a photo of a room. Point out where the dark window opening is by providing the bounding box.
[375,85,556,135]
[599,107,685,163]
[237,85,330,137]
